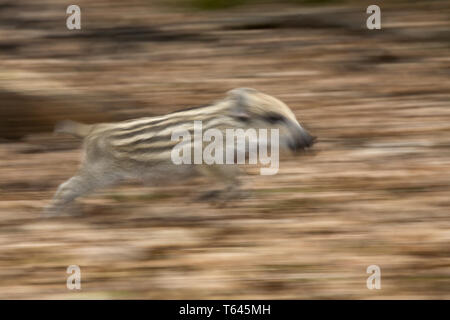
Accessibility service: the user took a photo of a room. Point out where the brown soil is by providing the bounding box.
[0,0,449,299]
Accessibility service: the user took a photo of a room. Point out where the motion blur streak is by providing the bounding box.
[0,0,449,299]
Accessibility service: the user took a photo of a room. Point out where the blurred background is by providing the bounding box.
[0,0,449,299]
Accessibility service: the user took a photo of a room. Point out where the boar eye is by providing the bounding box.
[234,114,250,123]
[265,113,285,124]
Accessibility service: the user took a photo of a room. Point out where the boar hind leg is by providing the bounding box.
[43,170,118,217]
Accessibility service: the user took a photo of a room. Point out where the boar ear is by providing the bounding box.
[226,88,257,120]
[226,88,258,101]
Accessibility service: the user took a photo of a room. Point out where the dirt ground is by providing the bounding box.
[0,0,449,299]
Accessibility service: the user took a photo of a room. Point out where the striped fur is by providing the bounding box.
[44,88,315,216]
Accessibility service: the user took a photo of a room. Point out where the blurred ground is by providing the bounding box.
[0,0,449,299]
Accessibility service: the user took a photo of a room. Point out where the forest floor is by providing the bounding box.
[0,0,449,298]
